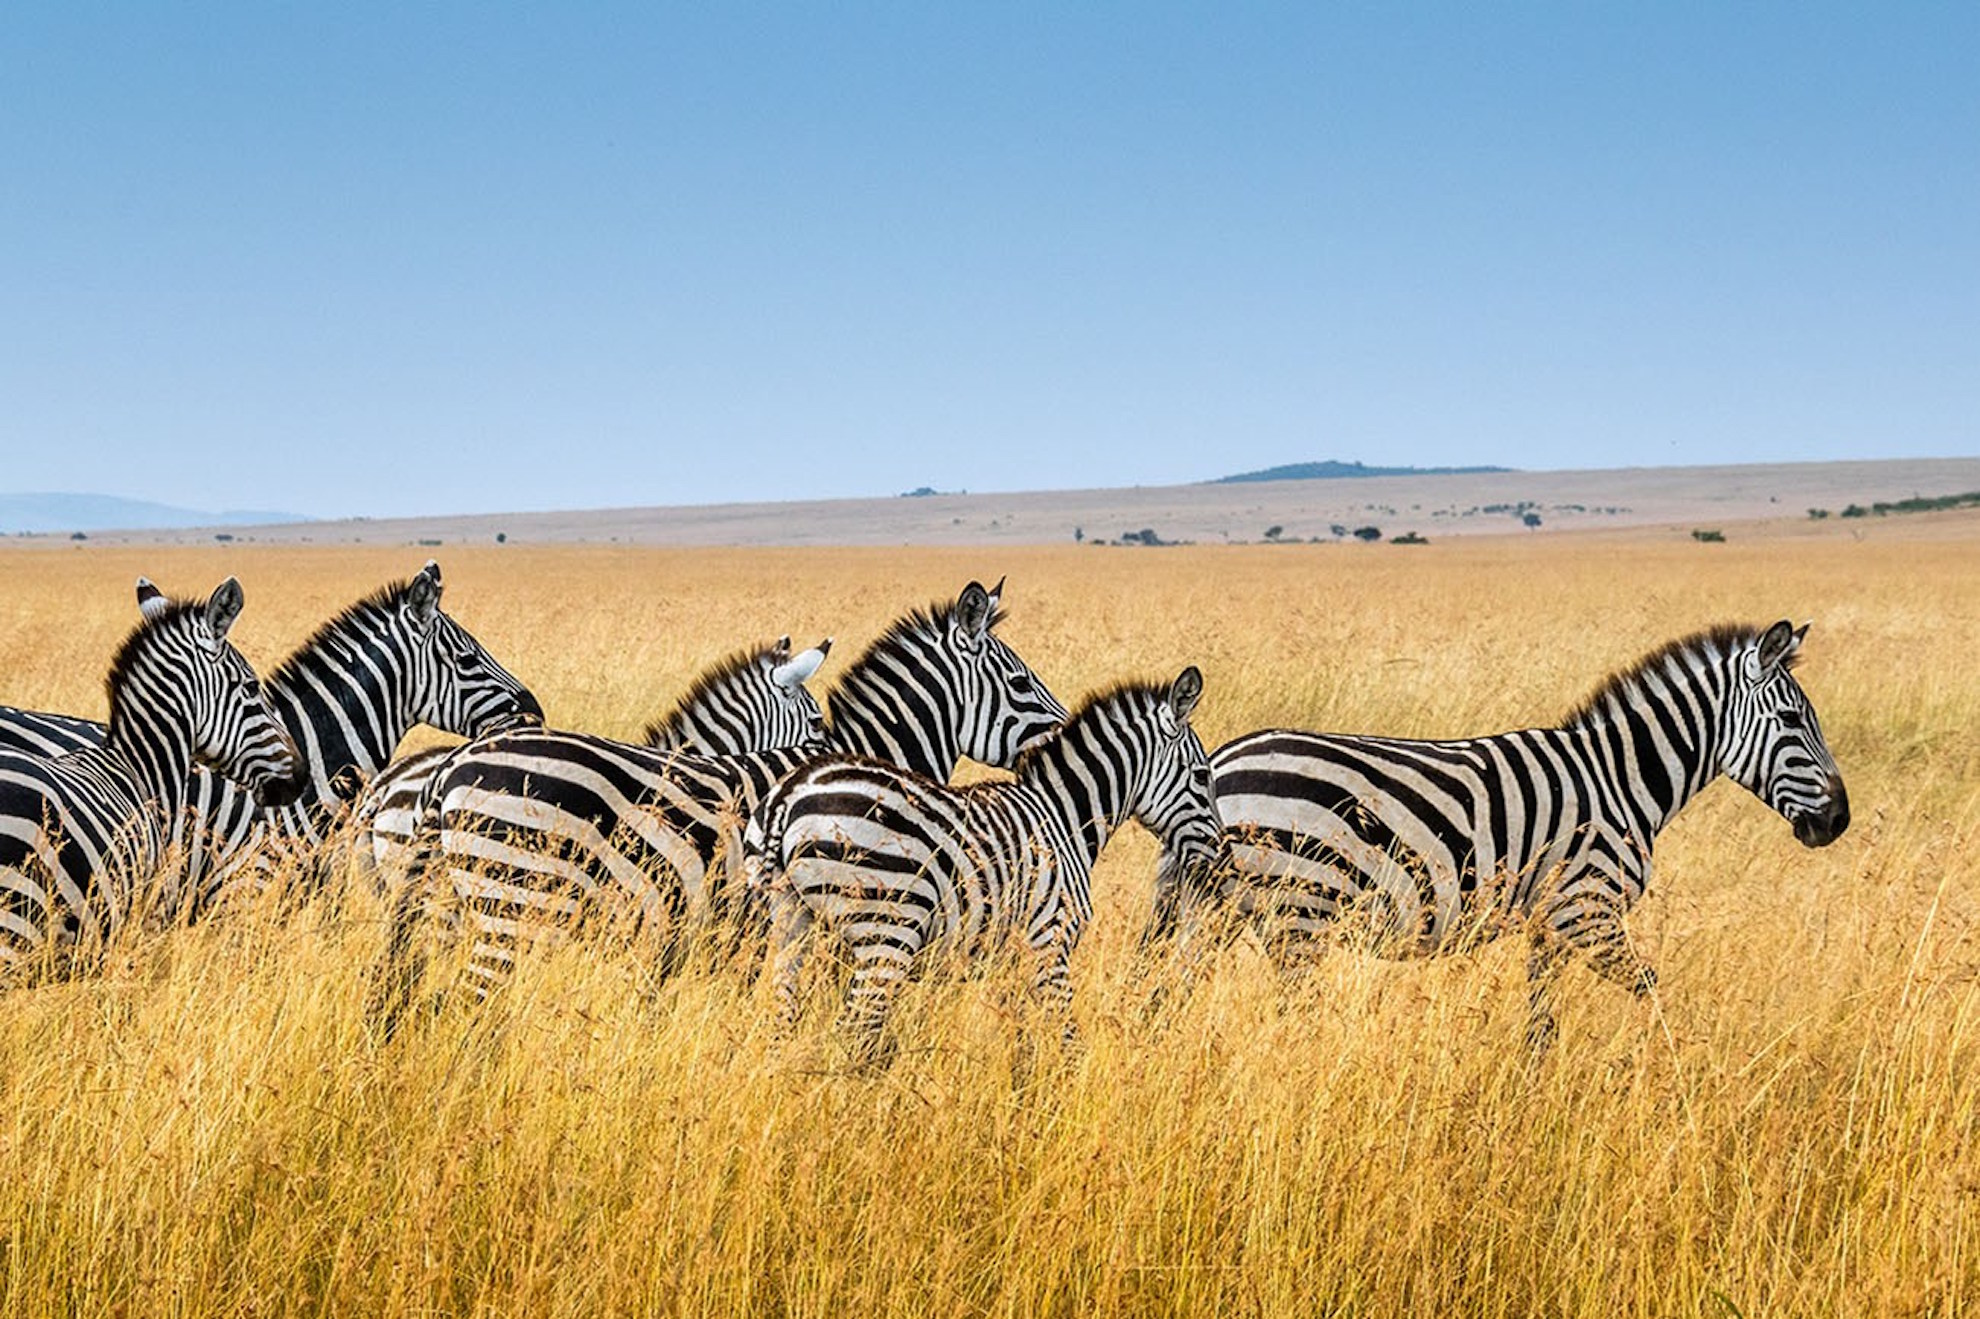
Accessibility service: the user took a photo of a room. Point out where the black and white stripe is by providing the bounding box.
[757,668,1217,1057]
[1155,621,1850,1046]
[0,563,541,907]
[377,579,1070,1022]
[349,635,830,883]
[0,579,301,977]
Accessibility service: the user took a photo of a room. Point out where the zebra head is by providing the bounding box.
[131,578,304,807]
[1130,666,1222,873]
[398,562,544,736]
[947,577,1071,768]
[643,635,833,753]
[1721,621,1849,848]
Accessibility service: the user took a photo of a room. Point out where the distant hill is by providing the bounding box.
[0,493,306,535]
[1213,460,1514,484]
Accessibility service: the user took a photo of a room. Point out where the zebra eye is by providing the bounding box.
[1777,709,1805,730]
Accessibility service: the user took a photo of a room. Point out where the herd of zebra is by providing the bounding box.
[0,563,1850,1056]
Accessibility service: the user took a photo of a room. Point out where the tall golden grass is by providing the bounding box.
[0,529,1974,1316]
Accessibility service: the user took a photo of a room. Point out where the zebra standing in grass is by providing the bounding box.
[0,563,542,908]
[1150,621,1850,1048]
[348,634,832,884]
[755,667,1218,1059]
[0,579,301,977]
[377,579,1069,1023]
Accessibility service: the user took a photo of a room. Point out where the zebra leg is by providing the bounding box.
[1265,930,1329,1003]
[766,885,816,1033]
[836,937,918,1069]
[1028,930,1081,1051]
[1525,931,1568,1057]
[366,871,428,1042]
[1551,895,1657,997]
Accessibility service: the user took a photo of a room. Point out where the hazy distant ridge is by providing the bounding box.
[1214,460,1514,483]
[0,493,306,535]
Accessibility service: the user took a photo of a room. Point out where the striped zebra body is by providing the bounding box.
[379,580,1069,1022]
[0,564,540,908]
[758,669,1216,1056]
[0,580,301,977]
[350,635,829,884]
[0,707,106,759]
[1162,621,1850,1046]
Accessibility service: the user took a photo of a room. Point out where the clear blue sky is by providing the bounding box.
[4,3,1975,518]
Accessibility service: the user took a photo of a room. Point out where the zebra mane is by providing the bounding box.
[824,595,1009,718]
[103,596,206,710]
[263,575,423,694]
[1563,623,1780,729]
[1010,678,1167,774]
[640,640,785,745]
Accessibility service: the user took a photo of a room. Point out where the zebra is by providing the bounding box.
[1147,620,1850,1049]
[755,666,1218,1060]
[0,578,301,978]
[347,634,832,885]
[0,563,542,907]
[376,578,1069,1024]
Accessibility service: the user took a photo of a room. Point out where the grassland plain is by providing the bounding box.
[0,527,1975,1317]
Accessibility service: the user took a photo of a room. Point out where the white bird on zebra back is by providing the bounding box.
[1147,620,1850,1052]
[754,666,1219,1067]
[0,578,301,982]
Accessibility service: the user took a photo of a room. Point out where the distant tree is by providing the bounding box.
[1840,504,1868,518]
[1807,509,1829,520]
[1521,512,1542,529]
[1352,526,1382,542]
[1263,524,1283,541]
[495,531,508,544]
[1691,528,1726,543]
[1329,524,1349,538]
[69,531,86,540]
[1073,526,1083,542]
[1391,531,1428,545]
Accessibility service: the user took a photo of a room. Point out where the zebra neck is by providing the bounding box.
[266,621,410,802]
[1018,718,1135,867]
[824,677,960,780]
[104,700,196,825]
[1573,661,1725,840]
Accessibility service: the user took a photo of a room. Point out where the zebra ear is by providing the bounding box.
[772,644,829,689]
[405,564,443,629]
[775,635,792,656]
[1756,620,1799,676]
[135,577,171,621]
[954,581,994,642]
[1169,666,1204,724]
[204,577,245,643]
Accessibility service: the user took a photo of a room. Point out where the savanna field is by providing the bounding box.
[1,526,1976,1317]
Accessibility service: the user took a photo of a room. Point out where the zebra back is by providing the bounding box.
[350,634,833,883]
